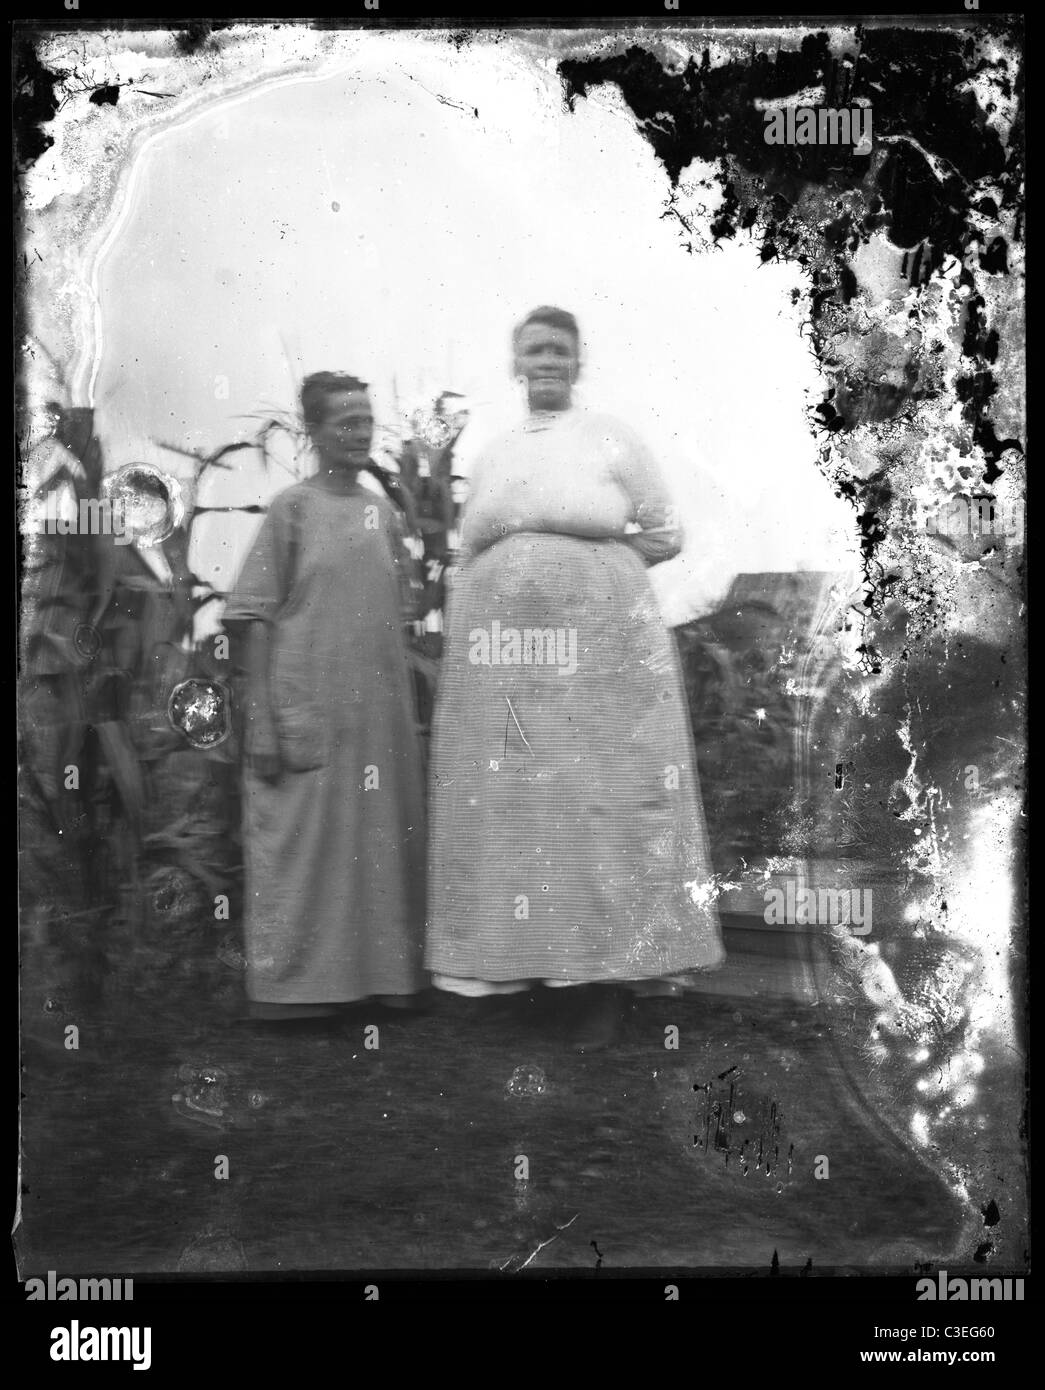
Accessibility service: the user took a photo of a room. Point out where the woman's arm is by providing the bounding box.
[222,492,296,781]
[610,422,684,566]
[241,621,280,780]
[454,446,490,565]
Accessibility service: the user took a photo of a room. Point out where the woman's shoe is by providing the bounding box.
[375,990,433,1013]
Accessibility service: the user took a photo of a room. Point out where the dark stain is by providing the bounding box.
[980,236,1009,275]
[694,1072,787,1181]
[172,22,218,56]
[559,28,1015,219]
[981,1198,1001,1227]
[13,37,60,172]
[557,23,1024,630]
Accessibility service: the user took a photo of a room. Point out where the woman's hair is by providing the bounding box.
[512,305,581,351]
[300,371,369,430]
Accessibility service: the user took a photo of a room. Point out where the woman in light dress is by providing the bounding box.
[426,308,723,1048]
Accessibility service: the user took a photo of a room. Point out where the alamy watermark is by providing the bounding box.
[26,1271,134,1300]
[916,1270,1023,1301]
[469,621,578,677]
[764,880,872,935]
[897,495,1024,540]
[761,102,873,155]
[38,493,131,545]
[29,464,184,549]
[49,1321,151,1371]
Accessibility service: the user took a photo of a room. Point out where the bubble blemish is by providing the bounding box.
[168,678,231,748]
[102,462,184,548]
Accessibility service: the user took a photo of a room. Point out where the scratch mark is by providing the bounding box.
[404,72,478,119]
[498,1213,579,1273]
[505,696,534,758]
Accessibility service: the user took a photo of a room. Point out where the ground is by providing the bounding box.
[18,959,977,1276]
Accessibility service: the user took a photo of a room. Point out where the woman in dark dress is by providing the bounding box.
[224,373,426,1018]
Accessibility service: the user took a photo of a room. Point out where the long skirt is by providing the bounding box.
[425,532,724,986]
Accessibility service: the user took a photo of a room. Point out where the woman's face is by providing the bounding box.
[513,321,579,412]
[311,389,373,469]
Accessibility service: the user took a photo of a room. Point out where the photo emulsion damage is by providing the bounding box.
[15,15,1026,1289]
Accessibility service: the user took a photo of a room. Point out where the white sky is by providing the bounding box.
[82,35,859,623]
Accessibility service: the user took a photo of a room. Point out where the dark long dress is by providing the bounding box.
[224,476,426,1005]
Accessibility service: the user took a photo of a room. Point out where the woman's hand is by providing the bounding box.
[624,497,683,566]
[624,526,683,566]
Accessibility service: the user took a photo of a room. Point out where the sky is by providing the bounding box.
[80,34,859,625]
